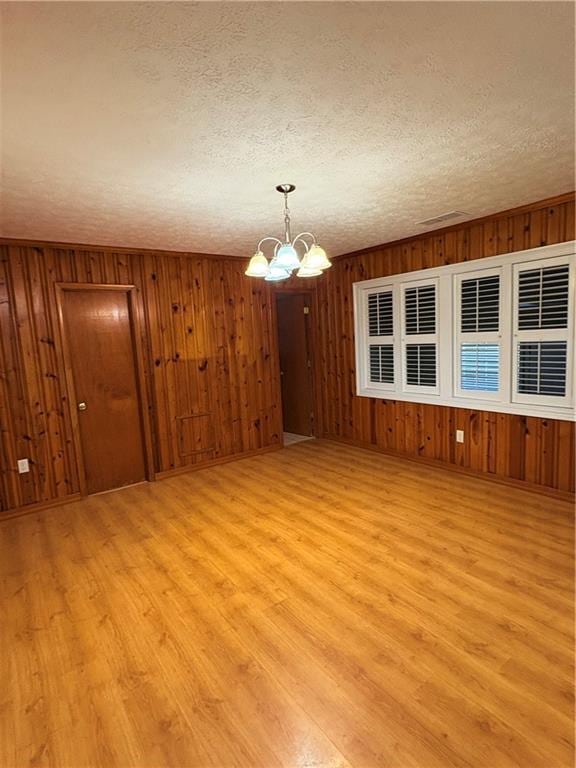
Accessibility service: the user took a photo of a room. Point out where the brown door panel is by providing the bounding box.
[61,289,146,494]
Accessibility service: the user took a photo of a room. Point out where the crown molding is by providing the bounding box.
[0,237,242,262]
[334,191,576,261]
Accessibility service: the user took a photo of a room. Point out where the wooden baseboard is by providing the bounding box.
[0,493,83,522]
[154,443,282,480]
[0,445,283,521]
[321,435,575,503]
[3,437,569,522]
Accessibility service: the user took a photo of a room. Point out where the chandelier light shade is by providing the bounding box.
[301,244,331,271]
[245,184,331,281]
[245,250,269,277]
[264,258,292,282]
[296,265,323,278]
[275,244,300,270]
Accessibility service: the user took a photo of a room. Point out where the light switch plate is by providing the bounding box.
[456,430,465,444]
[17,458,30,474]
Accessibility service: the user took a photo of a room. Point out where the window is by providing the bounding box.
[406,344,436,387]
[402,280,439,393]
[364,285,397,390]
[405,284,436,334]
[461,343,500,392]
[513,256,573,408]
[517,342,567,396]
[369,344,394,384]
[454,268,504,400]
[368,291,393,336]
[460,274,500,333]
[353,241,575,421]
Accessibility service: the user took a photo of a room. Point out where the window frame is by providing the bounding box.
[353,240,575,422]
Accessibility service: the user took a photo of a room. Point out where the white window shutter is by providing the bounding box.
[454,268,503,401]
[368,291,393,336]
[513,256,573,408]
[363,286,396,390]
[401,279,439,394]
[369,344,394,384]
[352,241,575,421]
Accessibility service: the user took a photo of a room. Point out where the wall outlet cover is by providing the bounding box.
[456,430,465,443]
[17,458,30,473]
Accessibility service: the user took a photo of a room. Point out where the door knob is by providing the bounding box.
[78,401,87,411]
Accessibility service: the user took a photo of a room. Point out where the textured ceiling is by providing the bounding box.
[0,2,574,257]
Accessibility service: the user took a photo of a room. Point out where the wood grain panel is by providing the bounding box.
[0,244,282,513]
[1,193,573,512]
[313,193,576,494]
[178,413,216,457]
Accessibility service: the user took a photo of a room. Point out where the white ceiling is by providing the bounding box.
[0,2,574,257]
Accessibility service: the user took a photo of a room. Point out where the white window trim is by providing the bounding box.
[353,240,576,422]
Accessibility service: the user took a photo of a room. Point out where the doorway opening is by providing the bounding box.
[275,292,315,445]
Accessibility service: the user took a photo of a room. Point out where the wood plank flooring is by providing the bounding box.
[0,440,573,768]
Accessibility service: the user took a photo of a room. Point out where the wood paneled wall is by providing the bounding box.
[1,193,574,514]
[0,243,282,513]
[313,193,576,495]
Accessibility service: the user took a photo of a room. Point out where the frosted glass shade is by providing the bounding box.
[296,266,322,278]
[275,244,301,270]
[264,258,291,282]
[245,251,269,277]
[302,243,331,271]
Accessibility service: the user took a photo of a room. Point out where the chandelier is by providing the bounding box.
[245,184,331,281]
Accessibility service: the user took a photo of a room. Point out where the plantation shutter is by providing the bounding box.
[354,242,574,420]
[402,280,439,393]
[513,257,573,407]
[366,288,396,388]
[455,270,502,399]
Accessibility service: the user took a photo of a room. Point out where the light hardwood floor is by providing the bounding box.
[1,440,573,768]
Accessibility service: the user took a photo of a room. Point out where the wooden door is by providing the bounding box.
[59,288,147,494]
[276,293,314,436]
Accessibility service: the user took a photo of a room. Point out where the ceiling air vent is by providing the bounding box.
[417,210,469,228]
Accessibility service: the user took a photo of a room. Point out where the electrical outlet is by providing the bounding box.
[456,430,465,444]
[17,458,30,474]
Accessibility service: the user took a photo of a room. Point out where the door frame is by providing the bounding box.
[55,283,155,496]
[274,290,318,440]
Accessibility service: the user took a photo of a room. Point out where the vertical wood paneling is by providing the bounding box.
[0,194,573,512]
[314,195,576,494]
[0,244,281,512]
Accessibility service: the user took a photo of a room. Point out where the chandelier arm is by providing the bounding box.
[257,236,283,253]
[292,237,310,253]
[292,232,316,249]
